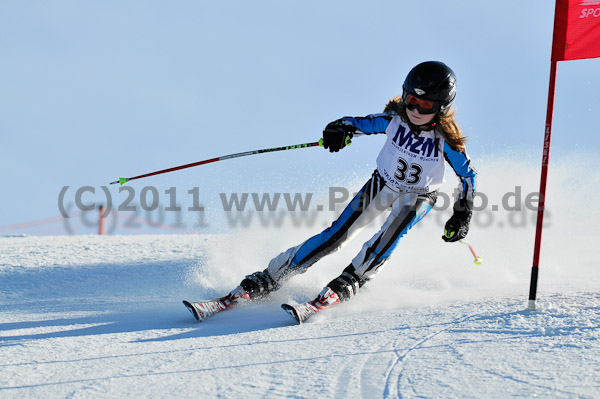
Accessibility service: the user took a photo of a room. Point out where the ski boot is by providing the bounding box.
[282,265,365,324]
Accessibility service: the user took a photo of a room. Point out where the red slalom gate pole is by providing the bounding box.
[528,60,558,311]
[110,141,322,186]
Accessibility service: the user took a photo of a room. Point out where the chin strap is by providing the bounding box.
[420,121,437,130]
[408,120,437,137]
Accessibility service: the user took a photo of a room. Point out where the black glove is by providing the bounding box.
[322,121,355,153]
[442,199,473,242]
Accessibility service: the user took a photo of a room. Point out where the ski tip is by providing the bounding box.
[281,303,302,324]
[183,300,201,322]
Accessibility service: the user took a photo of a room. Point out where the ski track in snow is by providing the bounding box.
[1,235,599,398]
[384,312,480,398]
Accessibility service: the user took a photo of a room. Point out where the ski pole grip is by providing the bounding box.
[317,137,349,148]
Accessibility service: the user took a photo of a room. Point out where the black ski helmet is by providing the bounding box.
[403,61,456,114]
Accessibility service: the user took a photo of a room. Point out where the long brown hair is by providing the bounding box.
[384,96,467,153]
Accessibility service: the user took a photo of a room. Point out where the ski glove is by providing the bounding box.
[322,121,355,152]
[442,199,473,242]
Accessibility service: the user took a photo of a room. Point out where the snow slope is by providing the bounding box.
[1,233,598,399]
[1,156,600,398]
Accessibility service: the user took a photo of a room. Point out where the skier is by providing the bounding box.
[184,61,477,323]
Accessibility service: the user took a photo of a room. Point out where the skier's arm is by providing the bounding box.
[339,113,393,136]
[443,142,477,203]
[322,113,392,152]
[442,142,477,242]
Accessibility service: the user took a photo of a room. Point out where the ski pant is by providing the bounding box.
[267,170,437,284]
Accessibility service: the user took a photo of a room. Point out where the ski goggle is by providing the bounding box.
[403,92,440,114]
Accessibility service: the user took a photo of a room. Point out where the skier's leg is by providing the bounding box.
[280,193,434,323]
[352,191,436,280]
[229,171,391,301]
[318,192,437,303]
[266,171,394,283]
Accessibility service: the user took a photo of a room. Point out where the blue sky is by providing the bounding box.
[1,0,598,232]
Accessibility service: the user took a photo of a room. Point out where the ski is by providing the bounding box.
[281,302,319,324]
[184,286,341,324]
[183,286,250,322]
[183,298,228,322]
[281,287,341,324]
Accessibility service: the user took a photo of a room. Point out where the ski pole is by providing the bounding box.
[460,239,483,265]
[110,140,323,185]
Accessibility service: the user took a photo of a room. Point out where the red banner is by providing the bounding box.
[552,0,600,61]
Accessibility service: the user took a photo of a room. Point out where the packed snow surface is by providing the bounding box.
[1,230,598,398]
